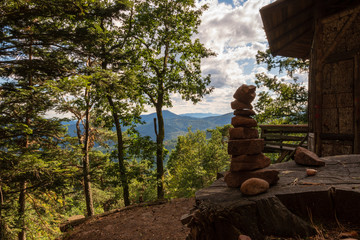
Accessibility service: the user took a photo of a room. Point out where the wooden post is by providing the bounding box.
[354,54,360,153]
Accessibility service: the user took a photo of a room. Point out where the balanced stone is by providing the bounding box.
[230,153,270,171]
[240,177,269,196]
[228,139,264,155]
[229,127,258,139]
[231,116,257,128]
[224,169,279,188]
[234,109,256,117]
[233,84,256,104]
[294,147,325,166]
[231,100,253,110]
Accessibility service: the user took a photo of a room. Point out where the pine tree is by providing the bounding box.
[0,0,84,238]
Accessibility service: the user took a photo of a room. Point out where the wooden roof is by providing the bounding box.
[260,0,359,59]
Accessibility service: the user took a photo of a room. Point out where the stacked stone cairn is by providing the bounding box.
[224,84,279,195]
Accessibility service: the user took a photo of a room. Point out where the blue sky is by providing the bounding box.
[158,0,308,115]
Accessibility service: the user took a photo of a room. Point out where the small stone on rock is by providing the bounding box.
[295,147,325,166]
[240,178,269,196]
[306,169,317,176]
[238,234,252,240]
[233,84,256,104]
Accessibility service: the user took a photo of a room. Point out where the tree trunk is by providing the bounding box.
[18,181,26,240]
[155,105,165,199]
[107,95,130,206]
[83,88,94,217]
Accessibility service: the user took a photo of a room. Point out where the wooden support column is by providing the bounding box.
[354,54,360,153]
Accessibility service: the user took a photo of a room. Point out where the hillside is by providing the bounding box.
[133,110,232,140]
[64,110,233,140]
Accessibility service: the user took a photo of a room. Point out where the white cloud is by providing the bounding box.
[155,0,307,115]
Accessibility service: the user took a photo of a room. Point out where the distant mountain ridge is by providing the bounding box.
[64,110,233,140]
[137,110,232,140]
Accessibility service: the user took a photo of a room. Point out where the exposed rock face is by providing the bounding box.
[225,84,279,190]
[240,178,269,195]
[230,154,270,171]
[185,156,360,240]
[295,147,325,166]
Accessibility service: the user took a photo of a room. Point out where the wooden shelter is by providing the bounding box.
[260,0,360,156]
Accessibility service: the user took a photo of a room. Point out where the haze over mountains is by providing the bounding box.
[65,110,233,140]
[138,110,233,140]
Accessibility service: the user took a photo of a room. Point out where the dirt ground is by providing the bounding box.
[61,198,195,240]
[61,197,359,240]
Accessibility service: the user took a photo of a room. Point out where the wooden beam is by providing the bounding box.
[270,18,313,57]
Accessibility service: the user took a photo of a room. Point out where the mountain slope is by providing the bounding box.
[137,110,232,140]
[63,110,233,140]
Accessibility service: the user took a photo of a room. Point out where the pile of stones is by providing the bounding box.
[224,84,279,195]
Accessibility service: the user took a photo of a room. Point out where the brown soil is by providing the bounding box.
[62,198,195,240]
[61,197,359,240]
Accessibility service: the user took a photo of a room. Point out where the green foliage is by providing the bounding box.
[254,50,309,124]
[133,0,215,199]
[1,0,223,238]
[166,126,230,198]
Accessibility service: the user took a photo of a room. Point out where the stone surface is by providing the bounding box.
[231,100,253,110]
[224,169,279,188]
[239,235,252,240]
[295,147,325,166]
[233,84,256,104]
[231,116,257,128]
[228,139,264,155]
[240,178,269,196]
[189,155,360,240]
[229,127,259,140]
[230,154,270,171]
[234,109,256,116]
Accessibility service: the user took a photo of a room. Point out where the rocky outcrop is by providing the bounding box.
[184,155,360,240]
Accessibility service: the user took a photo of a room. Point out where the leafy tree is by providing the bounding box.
[167,126,229,198]
[67,0,143,207]
[254,49,309,124]
[134,0,215,199]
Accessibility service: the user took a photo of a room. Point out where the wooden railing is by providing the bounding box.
[259,124,308,162]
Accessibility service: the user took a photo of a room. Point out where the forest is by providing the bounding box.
[0,0,308,239]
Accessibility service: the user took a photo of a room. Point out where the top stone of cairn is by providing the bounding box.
[233,84,256,104]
